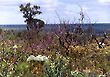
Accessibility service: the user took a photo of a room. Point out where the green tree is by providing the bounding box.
[19,3,45,53]
[19,3,44,31]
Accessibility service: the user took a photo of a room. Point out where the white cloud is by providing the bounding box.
[98,0,110,3]
[18,0,60,12]
[22,0,53,4]
[98,0,110,5]
[0,0,60,24]
[0,0,19,6]
[0,0,110,24]
[86,8,110,23]
[0,11,24,24]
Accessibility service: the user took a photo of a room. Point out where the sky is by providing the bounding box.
[0,0,110,24]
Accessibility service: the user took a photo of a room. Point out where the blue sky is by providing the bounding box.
[0,0,110,24]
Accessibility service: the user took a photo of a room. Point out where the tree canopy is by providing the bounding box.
[19,3,44,31]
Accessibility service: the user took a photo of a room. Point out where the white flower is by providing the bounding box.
[98,74,106,77]
[35,55,48,61]
[13,45,18,49]
[99,42,101,45]
[97,46,100,49]
[99,42,105,46]
[71,70,79,75]
[34,55,42,61]
[27,55,48,62]
[102,43,105,46]
[27,55,36,61]
[42,56,48,61]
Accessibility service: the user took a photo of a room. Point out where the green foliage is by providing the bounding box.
[3,30,16,40]
[0,44,30,77]
[0,26,110,77]
[19,3,41,20]
[44,55,68,77]
[44,53,85,77]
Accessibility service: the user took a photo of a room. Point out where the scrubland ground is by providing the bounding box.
[0,25,110,77]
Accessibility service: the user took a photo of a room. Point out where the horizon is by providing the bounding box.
[1,23,110,32]
[0,0,110,24]
[1,23,110,25]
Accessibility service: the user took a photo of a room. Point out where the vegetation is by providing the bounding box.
[19,3,44,31]
[0,3,110,77]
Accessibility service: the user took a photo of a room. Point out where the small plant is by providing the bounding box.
[44,53,69,77]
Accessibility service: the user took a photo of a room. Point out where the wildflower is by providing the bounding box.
[34,55,42,61]
[99,42,105,46]
[99,42,101,45]
[83,68,91,73]
[98,74,106,77]
[75,46,80,49]
[27,55,48,62]
[27,55,35,61]
[102,43,105,46]
[35,55,48,61]
[71,70,79,75]
[13,45,18,49]
[97,46,100,49]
